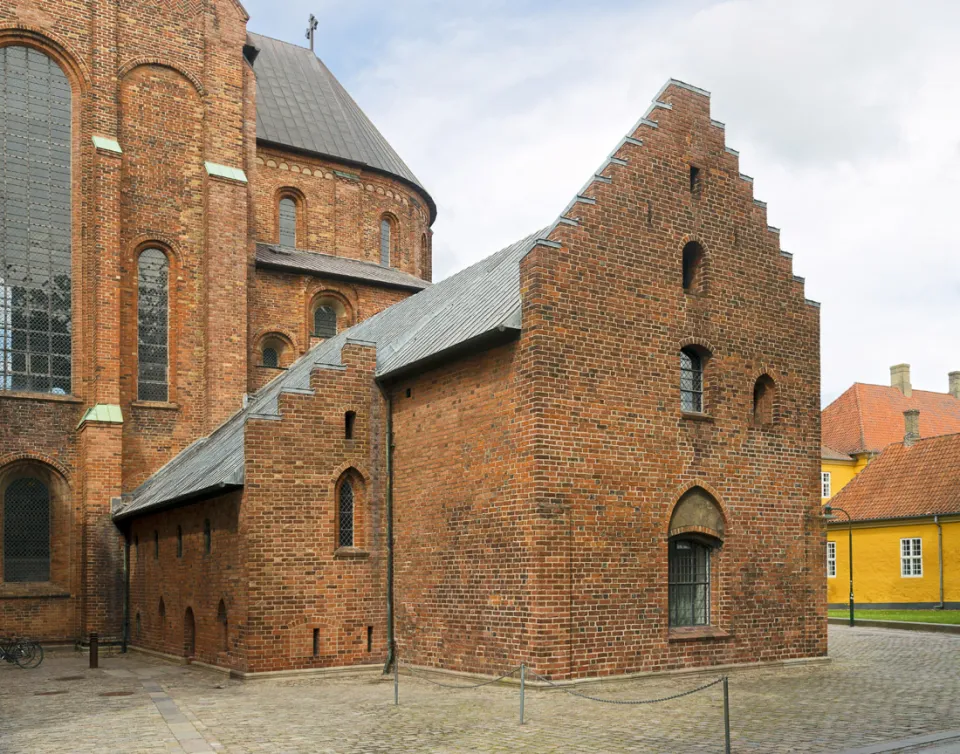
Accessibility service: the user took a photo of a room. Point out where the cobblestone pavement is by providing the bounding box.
[2,626,959,753]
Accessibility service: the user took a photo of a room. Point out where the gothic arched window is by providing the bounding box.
[380,217,393,267]
[0,46,73,394]
[138,249,169,401]
[338,478,354,548]
[669,539,711,627]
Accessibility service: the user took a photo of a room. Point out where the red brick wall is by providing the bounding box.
[241,343,387,672]
[513,82,824,678]
[127,491,246,670]
[253,146,432,279]
[391,342,532,672]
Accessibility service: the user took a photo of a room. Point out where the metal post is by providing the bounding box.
[393,651,399,706]
[89,633,99,669]
[723,676,731,754]
[848,515,855,627]
[520,664,526,725]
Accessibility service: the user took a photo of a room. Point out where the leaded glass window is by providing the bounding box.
[3,477,50,582]
[262,346,278,368]
[380,218,391,267]
[668,539,710,627]
[279,197,297,247]
[0,46,73,394]
[314,305,336,338]
[137,249,169,401]
[680,348,703,413]
[338,479,354,548]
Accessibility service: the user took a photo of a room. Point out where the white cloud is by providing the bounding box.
[249,0,960,404]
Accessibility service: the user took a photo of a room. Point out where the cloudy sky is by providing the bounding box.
[244,0,960,406]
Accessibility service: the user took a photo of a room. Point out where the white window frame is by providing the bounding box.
[821,472,831,498]
[900,538,922,577]
[826,541,836,578]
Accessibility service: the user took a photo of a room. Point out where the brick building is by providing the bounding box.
[1,0,825,679]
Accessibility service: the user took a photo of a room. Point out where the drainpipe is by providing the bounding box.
[935,515,944,610]
[122,531,130,653]
[379,386,396,673]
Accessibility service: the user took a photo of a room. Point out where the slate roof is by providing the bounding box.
[822,383,960,456]
[821,445,853,462]
[115,230,541,520]
[256,244,429,291]
[248,32,435,222]
[828,432,960,522]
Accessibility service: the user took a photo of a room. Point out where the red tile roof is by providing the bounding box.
[821,445,852,462]
[822,383,960,456]
[828,432,960,521]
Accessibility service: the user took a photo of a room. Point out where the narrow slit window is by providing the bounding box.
[367,626,373,652]
[689,165,701,194]
[380,218,392,266]
[204,519,211,554]
[345,411,356,440]
[338,479,354,548]
[682,242,704,292]
[137,249,169,402]
[176,526,183,558]
[680,348,704,413]
[154,530,159,559]
[313,628,320,657]
[279,197,297,248]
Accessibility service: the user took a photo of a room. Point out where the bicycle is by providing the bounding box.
[0,638,44,669]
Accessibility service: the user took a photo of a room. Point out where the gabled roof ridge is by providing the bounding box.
[853,383,866,455]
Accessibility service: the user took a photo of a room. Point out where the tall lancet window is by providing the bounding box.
[0,46,73,394]
[380,218,392,266]
[138,249,169,402]
[278,197,297,247]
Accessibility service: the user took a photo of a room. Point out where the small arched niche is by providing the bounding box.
[669,486,724,543]
[753,374,776,426]
[682,241,705,294]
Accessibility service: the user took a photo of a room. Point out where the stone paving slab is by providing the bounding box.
[1,626,958,753]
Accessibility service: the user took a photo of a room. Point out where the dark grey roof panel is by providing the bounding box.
[256,244,429,291]
[249,32,435,221]
[116,230,542,520]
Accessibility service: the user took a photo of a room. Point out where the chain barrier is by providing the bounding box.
[398,660,521,690]
[527,669,725,706]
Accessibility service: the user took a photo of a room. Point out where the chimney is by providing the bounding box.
[891,363,912,397]
[903,409,920,447]
[950,371,960,400]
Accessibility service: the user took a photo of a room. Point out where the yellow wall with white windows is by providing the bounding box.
[827,518,960,607]
[820,456,868,502]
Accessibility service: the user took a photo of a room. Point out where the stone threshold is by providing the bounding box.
[828,617,960,635]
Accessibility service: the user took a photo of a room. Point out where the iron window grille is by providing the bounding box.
[900,538,922,577]
[338,479,354,548]
[827,541,836,577]
[278,197,297,248]
[314,306,336,339]
[137,249,169,402]
[262,346,279,368]
[380,218,391,267]
[3,477,50,582]
[0,46,73,395]
[668,539,711,627]
[680,349,703,413]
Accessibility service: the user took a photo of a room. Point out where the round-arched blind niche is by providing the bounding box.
[669,487,724,541]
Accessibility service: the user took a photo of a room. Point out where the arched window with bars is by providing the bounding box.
[3,476,50,583]
[278,196,297,248]
[314,305,337,339]
[338,477,354,548]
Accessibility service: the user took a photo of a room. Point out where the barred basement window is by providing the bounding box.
[668,539,711,627]
[278,197,297,248]
[680,348,704,413]
[3,477,50,582]
[137,249,169,402]
[0,46,73,395]
[338,478,354,548]
[314,305,336,338]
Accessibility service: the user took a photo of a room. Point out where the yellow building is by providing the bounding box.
[821,364,960,502]
[826,429,960,609]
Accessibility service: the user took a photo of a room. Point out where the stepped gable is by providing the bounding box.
[248,31,435,221]
[823,383,960,455]
[830,431,960,521]
[118,77,812,520]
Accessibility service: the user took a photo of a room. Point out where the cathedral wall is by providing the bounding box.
[253,146,432,280]
[248,270,410,393]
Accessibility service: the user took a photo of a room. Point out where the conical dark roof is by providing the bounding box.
[248,32,435,221]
